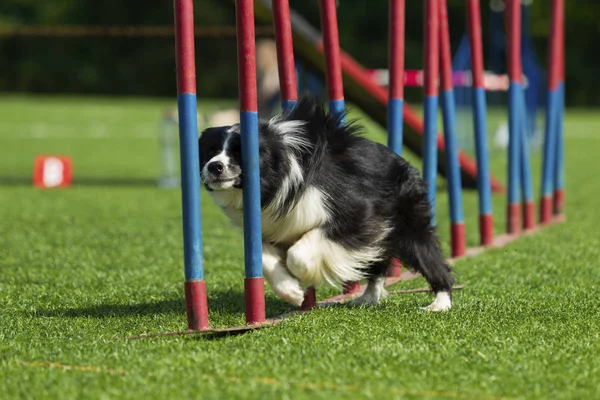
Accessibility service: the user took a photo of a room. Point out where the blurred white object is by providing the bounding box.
[494,121,509,149]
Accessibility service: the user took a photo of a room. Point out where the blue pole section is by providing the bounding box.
[329,99,346,123]
[541,88,559,195]
[519,91,534,206]
[472,87,493,217]
[240,110,263,278]
[508,82,522,208]
[387,98,404,156]
[423,95,439,225]
[282,100,297,111]
[178,94,204,281]
[440,89,464,225]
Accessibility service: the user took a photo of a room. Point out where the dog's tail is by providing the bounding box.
[391,172,454,294]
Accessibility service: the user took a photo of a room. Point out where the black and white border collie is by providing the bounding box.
[198,95,454,311]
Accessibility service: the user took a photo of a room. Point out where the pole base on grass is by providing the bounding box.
[523,200,536,231]
[387,258,402,278]
[540,195,553,224]
[451,223,466,257]
[553,189,564,215]
[185,280,209,331]
[244,277,266,325]
[479,213,494,246]
[507,203,521,235]
[301,286,317,310]
[342,281,361,295]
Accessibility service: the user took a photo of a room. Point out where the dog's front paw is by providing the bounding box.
[421,291,452,312]
[271,276,305,307]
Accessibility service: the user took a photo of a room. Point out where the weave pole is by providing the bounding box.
[466,0,494,246]
[386,0,405,278]
[236,0,266,325]
[319,0,361,296]
[505,0,523,234]
[439,0,465,257]
[546,0,565,218]
[272,0,317,310]
[174,0,209,331]
[423,0,440,225]
[506,0,535,232]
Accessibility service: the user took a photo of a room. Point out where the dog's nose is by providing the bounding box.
[207,161,224,175]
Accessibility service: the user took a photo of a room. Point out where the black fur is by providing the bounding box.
[199,94,454,296]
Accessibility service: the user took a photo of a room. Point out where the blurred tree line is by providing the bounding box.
[0,0,598,106]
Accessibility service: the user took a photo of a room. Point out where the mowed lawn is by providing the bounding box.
[0,95,598,399]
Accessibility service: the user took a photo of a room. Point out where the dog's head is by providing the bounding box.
[198,124,245,192]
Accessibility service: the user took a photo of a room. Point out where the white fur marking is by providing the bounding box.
[262,243,305,306]
[285,228,382,287]
[264,154,304,216]
[262,187,330,245]
[422,291,452,312]
[349,276,388,306]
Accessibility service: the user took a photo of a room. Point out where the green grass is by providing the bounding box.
[0,95,599,400]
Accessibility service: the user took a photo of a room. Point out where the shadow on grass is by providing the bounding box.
[0,175,159,187]
[35,289,291,320]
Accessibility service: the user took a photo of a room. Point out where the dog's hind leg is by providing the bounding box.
[396,235,454,311]
[262,243,305,307]
[348,262,389,307]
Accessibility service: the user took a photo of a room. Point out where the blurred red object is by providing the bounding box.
[33,156,72,188]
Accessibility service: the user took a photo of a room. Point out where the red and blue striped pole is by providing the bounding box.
[174,0,209,331]
[387,0,405,157]
[272,0,317,310]
[319,0,359,295]
[423,0,440,225]
[439,0,465,257]
[272,0,298,111]
[319,0,346,120]
[236,0,266,325]
[467,0,494,245]
[386,0,405,278]
[505,0,522,235]
[553,0,565,217]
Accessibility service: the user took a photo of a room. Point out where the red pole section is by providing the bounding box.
[174,0,196,95]
[547,0,563,92]
[319,0,344,103]
[506,0,523,85]
[388,0,405,100]
[438,0,453,93]
[272,0,298,106]
[237,0,258,113]
[424,0,439,98]
[467,0,485,90]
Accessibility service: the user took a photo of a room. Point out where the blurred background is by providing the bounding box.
[0,0,597,104]
[0,0,595,186]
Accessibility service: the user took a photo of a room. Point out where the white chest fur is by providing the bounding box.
[208,186,330,246]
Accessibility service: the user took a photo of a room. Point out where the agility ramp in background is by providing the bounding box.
[254,0,504,192]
